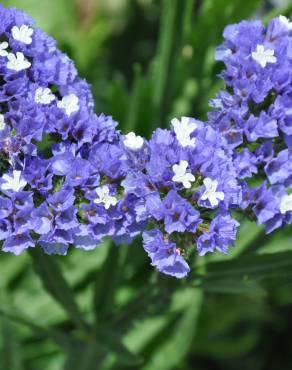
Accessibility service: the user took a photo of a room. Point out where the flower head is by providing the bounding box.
[124,132,144,151]
[11,24,34,44]
[1,171,27,192]
[7,52,31,71]
[1,6,289,281]
[172,160,195,189]
[200,178,224,207]
[94,186,118,210]
[252,44,277,68]
[171,117,197,147]
[57,94,79,116]
[0,6,116,255]
[35,87,55,105]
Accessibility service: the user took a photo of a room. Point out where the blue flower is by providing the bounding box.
[2,232,34,255]
[142,229,190,279]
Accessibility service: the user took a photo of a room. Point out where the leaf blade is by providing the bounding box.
[29,249,87,331]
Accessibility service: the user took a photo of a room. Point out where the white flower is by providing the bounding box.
[94,185,118,210]
[0,114,6,131]
[200,178,224,207]
[280,194,292,214]
[35,87,55,105]
[0,42,8,57]
[251,44,277,68]
[7,52,31,71]
[171,117,197,148]
[172,160,195,189]
[124,132,144,151]
[57,94,79,116]
[279,15,292,30]
[11,25,34,44]
[1,170,27,192]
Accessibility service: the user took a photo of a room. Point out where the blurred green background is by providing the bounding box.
[0,0,292,369]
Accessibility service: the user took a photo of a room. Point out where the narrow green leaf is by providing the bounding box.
[0,319,23,370]
[151,0,194,127]
[141,288,203,370]
[110,287,156,329]
[0,253,29,289]
[63,342,100,370]
[29,249,87,331]
[200,278,266,295]
[124,64,143,133]
[106,73,129,126]
[66,330,143,369]
[257,228,292,254]
[0,306,73,349]
[93,241,120,322]
[196,251,292,283]
[98,330,143,367]
[123,315,172,356]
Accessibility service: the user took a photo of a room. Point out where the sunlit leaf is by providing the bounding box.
[29,249,87,331]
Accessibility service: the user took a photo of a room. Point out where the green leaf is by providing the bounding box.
[65,330,143,369]
[93,241,120,323]
[0,306,73,349]
[200,278,266,295]
[256,228,292,255]
[0,253,29,289]
[141,288,203,370]
[63,342,100,370]
[29,249,87,331]
[106,73,129,126]
[151,0,194,127]
[0,319,23,370]
[123,315,172,356]
[124,64,143,133]
[98,330,143,367]
[196,251,292,284]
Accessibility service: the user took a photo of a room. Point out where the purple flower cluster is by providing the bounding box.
[209,16,292,233]
[0,6,290,279]
[123,118,241,277]
[0,6,143,256]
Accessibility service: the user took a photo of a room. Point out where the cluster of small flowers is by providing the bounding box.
[122,118,241,277]
[209,15,292,234]
[0,7,241,278]
[0,6,144,256]
[0,6,291,279]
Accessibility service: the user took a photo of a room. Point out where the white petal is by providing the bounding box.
[280,194,292,214]
[7,52,31,71]
[57,94,79,116]
[252,45,277,68]
[203,177,213,190]
[209,194,219,207]
[12,25,34,44]
[183,181,191,189]
[124,132,144,150]
[216,191,225,201]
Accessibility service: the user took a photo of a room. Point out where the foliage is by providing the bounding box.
[0,0,291,369]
